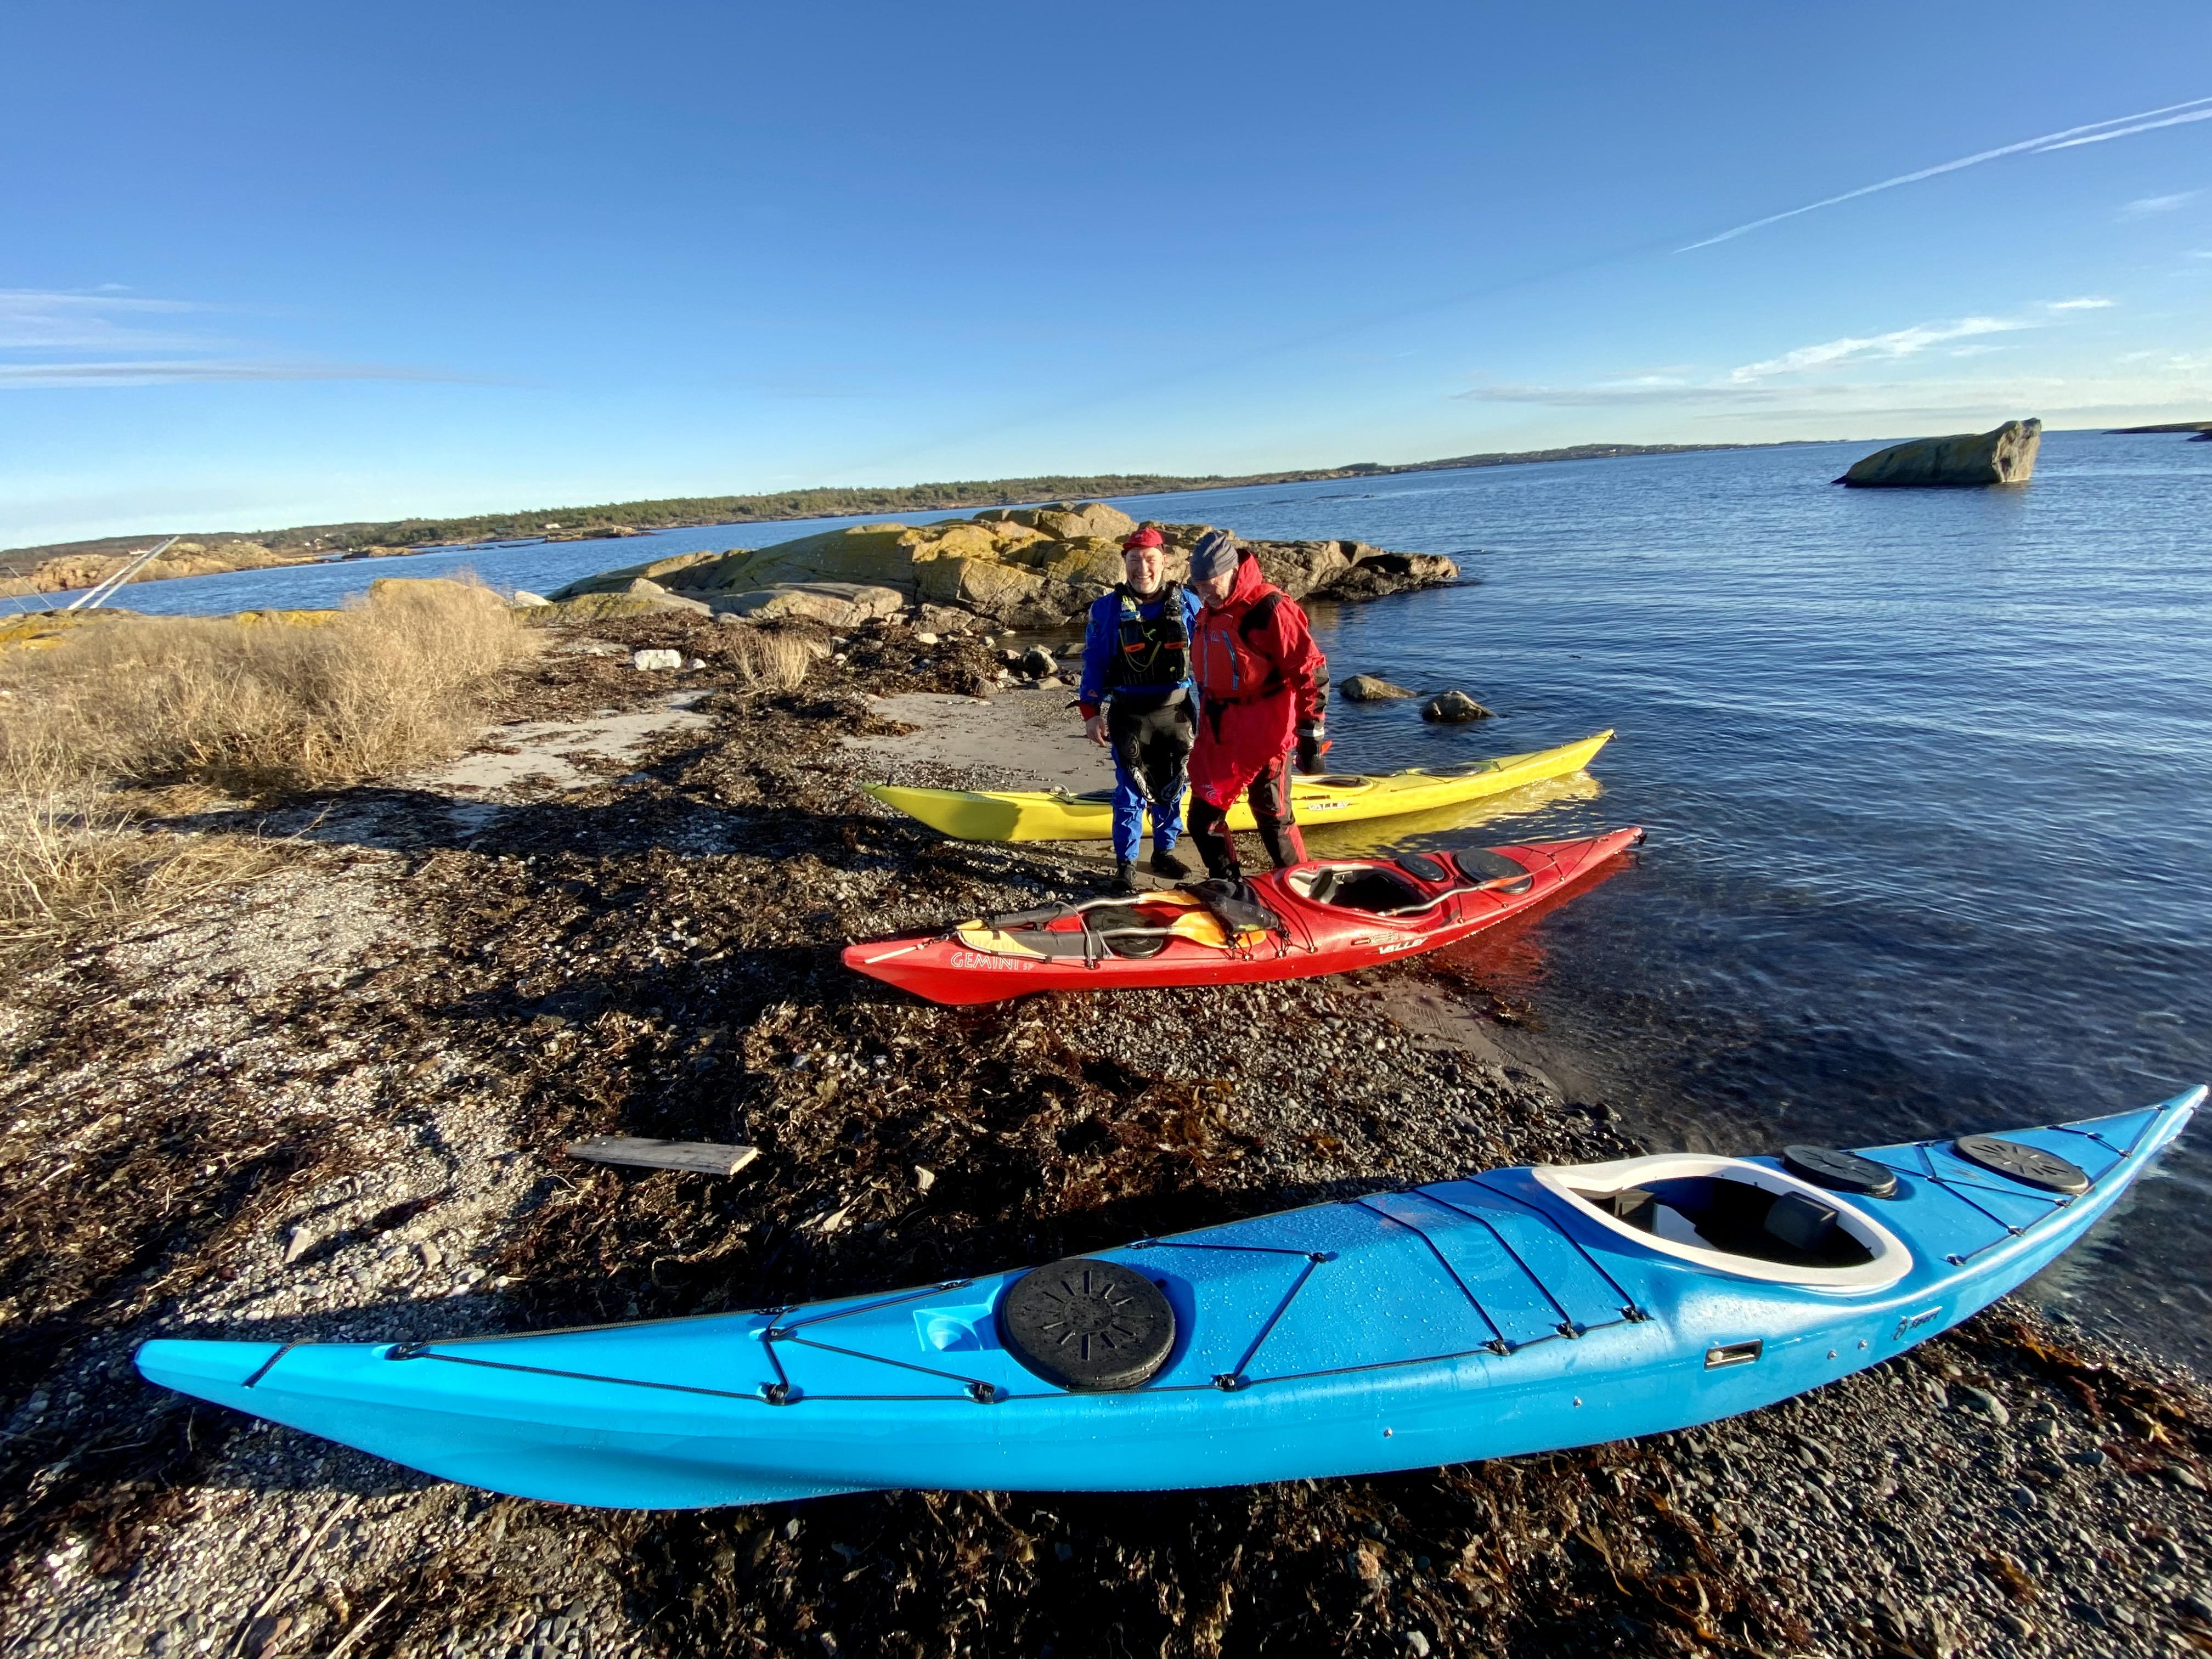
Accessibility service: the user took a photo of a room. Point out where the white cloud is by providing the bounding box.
[1455,298,2140,412]
[0,289,212,351]
[0,360,478,389]
[1728,317,2024,383]
[0,287,471,390]
[1455,381,1755,407]
[2120,191,2198,217]
[1680,95,2212,251]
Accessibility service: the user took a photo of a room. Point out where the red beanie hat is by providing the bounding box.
[1121,526,1165,551]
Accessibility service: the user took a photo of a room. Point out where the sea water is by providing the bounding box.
[1138,431,2212,1370]
[32,431,2212,1368]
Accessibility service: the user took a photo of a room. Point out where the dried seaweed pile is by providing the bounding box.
[1,610,2209,1658]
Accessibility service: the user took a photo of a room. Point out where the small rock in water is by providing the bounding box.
[1018,646,1058,678]
[1341,674,1415,702]
[1420,690,1494,723]
[633,648,684,672]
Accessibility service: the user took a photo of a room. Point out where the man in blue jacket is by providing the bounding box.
[1077,525,1205,894]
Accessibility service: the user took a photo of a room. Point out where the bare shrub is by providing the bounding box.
[723,624,817,693]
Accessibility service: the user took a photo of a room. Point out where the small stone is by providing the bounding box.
[914,632,940,646]
[1018,646,1058,678]
[510,590,553,607]
[1405,1634,1431,1657]
[913,1166,935,1193]
[1420,690,1494,723]
[2166,1465,2206,1491]
[1955,1385,2010,1426]
[632,648,683,671]
[1995,1610,2035,1639]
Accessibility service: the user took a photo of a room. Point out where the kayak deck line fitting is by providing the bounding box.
[866,730,1614,843]
[136,1092,2200,1509]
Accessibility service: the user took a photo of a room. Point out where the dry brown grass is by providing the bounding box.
[723,624,819,693]
[0,577,537,795]
[0,577,536,952]
[0,741,277,953]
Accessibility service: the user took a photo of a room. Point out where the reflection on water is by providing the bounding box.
[1303,770,1604,857]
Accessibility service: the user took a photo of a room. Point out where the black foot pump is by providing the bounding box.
[998,1259,1176,1392]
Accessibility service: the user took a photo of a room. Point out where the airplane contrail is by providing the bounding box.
[1679,95,2212,251]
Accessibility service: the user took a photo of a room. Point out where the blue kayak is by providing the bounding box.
[138,1089,2200,1509]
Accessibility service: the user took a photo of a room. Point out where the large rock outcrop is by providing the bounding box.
[545,501,1459,630]
[1836,420,2042,488]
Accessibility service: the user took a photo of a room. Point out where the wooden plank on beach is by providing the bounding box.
[565,1136,760,1177]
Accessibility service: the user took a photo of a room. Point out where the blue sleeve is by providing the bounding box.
[1078,595,1116,714]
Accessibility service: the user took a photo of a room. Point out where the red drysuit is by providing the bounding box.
[1188,552,1328,806]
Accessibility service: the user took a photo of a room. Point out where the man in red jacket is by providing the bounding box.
[1184,529,1330,879]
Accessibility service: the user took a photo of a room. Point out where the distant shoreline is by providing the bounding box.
[4,439,1804,576]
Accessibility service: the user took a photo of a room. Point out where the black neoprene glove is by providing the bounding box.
[1295,726,1330,774]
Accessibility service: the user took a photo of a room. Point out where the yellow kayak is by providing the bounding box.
[865,730,1613,842]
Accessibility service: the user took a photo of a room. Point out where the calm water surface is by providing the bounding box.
[41,433,2212,1367]
[1131,432,2212,1370]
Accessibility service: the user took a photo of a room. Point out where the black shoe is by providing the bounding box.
[1149,847,1190,881]
[1110,861,1139,896]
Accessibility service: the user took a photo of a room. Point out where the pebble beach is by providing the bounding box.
[3,602,2209,1657]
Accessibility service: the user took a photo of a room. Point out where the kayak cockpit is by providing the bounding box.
[1284,849,1536,916]
[1533,1154,1912,1291]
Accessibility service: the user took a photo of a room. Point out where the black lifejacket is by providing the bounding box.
[1110,582,1189,687]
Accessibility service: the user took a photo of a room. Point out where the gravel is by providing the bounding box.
[1,608,2206,1657]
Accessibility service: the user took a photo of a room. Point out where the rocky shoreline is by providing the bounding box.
[2,603,2208,1658]
[539,501,1459,633]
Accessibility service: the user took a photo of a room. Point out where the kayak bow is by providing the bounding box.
[136,1092,2199,1510]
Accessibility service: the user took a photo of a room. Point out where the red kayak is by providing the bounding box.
[843,827,1643,1006]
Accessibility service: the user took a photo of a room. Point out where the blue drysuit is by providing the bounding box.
[1077,583,1204,865]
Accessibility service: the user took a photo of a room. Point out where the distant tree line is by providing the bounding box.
[4,443,1761,563]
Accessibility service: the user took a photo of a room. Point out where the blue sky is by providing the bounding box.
[5,1,2210,546]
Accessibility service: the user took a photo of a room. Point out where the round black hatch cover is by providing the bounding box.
[1952,1135,2090,1194]
[997,1259,1175,1392]
[1781,1144,1900,1199]
[1446,847,1527,884]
